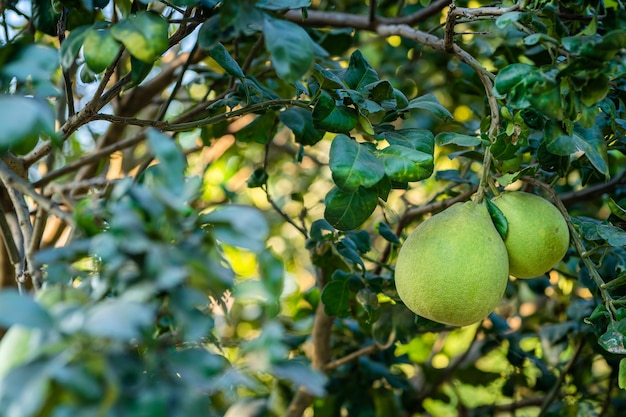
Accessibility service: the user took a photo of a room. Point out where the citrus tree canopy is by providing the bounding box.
[0,0,625,415]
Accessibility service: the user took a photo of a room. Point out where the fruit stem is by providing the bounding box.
[475,144,493,204]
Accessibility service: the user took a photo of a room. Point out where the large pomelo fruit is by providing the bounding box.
[491,191,569,278]
[394,201,509,327]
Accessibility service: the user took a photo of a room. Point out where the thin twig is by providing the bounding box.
[0,160,74,226]
[323,344,379,372]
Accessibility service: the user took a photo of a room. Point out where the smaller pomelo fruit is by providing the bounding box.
[491,191,569,278]
[394,201,509,327]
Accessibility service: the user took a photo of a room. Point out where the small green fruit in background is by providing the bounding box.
[491,191,569,278]
[394,201,509,327]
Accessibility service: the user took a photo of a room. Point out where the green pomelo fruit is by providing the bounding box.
[394,201,510,327]
[491,191,569,278]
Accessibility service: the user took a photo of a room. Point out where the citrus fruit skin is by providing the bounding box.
[394,201,509,327]
[491,191,569,278]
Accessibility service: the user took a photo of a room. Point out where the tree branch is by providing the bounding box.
[285,270,334,417]
[284,0,450,29]
[0,160,74,226]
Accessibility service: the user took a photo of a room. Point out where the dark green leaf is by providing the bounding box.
[207,43,244,78]
[382,129,434,154]
[279,107,325,146]
[581,74,609,106]
[375,145,433,182]
[599,323,626,354]
[377,222,400,244]
[544,121,577,156]
[329,134,385,191]
[0,96,55,153]
[324,186,378,231]
[83,28,121,73]
[59,25,90,70]
[321,279,351,317]
[312,90,358,132]
[128,56,153,88]
[146,129,187,194]
[259,249,284,299]
[263,16,314,83]
[403,94,453,120]
[203,205,269,252]
[309,219,335,241]
[197,15,224,51]
[572,124,609,176]
[247,167,268,188]
[343,50,379,91]
[607,198,626,221]
[495,11,524,28]
[0,289,53,328]
[111,12,169,63]
[494,64,536,95]
[235,111,278,144]
[596,224,626,246]
[435,132,482,147]
[85,300,154,340]
[486,199,508,240]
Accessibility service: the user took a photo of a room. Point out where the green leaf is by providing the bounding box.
[83,28,121,73]
[111,12,169,63]
[494,64,536,95]
[128,56,153,88]
[247,167,268,188]
[495,11,524,28]
[203,205,269,252]
[607,198,626,221]
[435,132,482,147]
[146,129,187,194]
[581,74,609,107]
[486,199,508,240]
[0,96,55,153]
[403,94,453,120]
[381,129,434,154]
[59,25,90,70]
[527,77,563,120]
[572,124,609,176]
[544,121,577,156]
[235,111,278,144]
[324,186,378,231]
[312,90,358,132]
[1,44,59,95]
[329,134,385,191]
[279,107,325,146]
[0,289,53,328]
[377,222,400,244]
[259,249,284,299]
[596,224,626,246]
[197,15,223,51]
[84,300,154,341]
[321,279,351,317]
[263,16,314,83]
[207,43,244,78]
[375,145,433,183]
[343,50,379,91]
[599,323,626,354]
